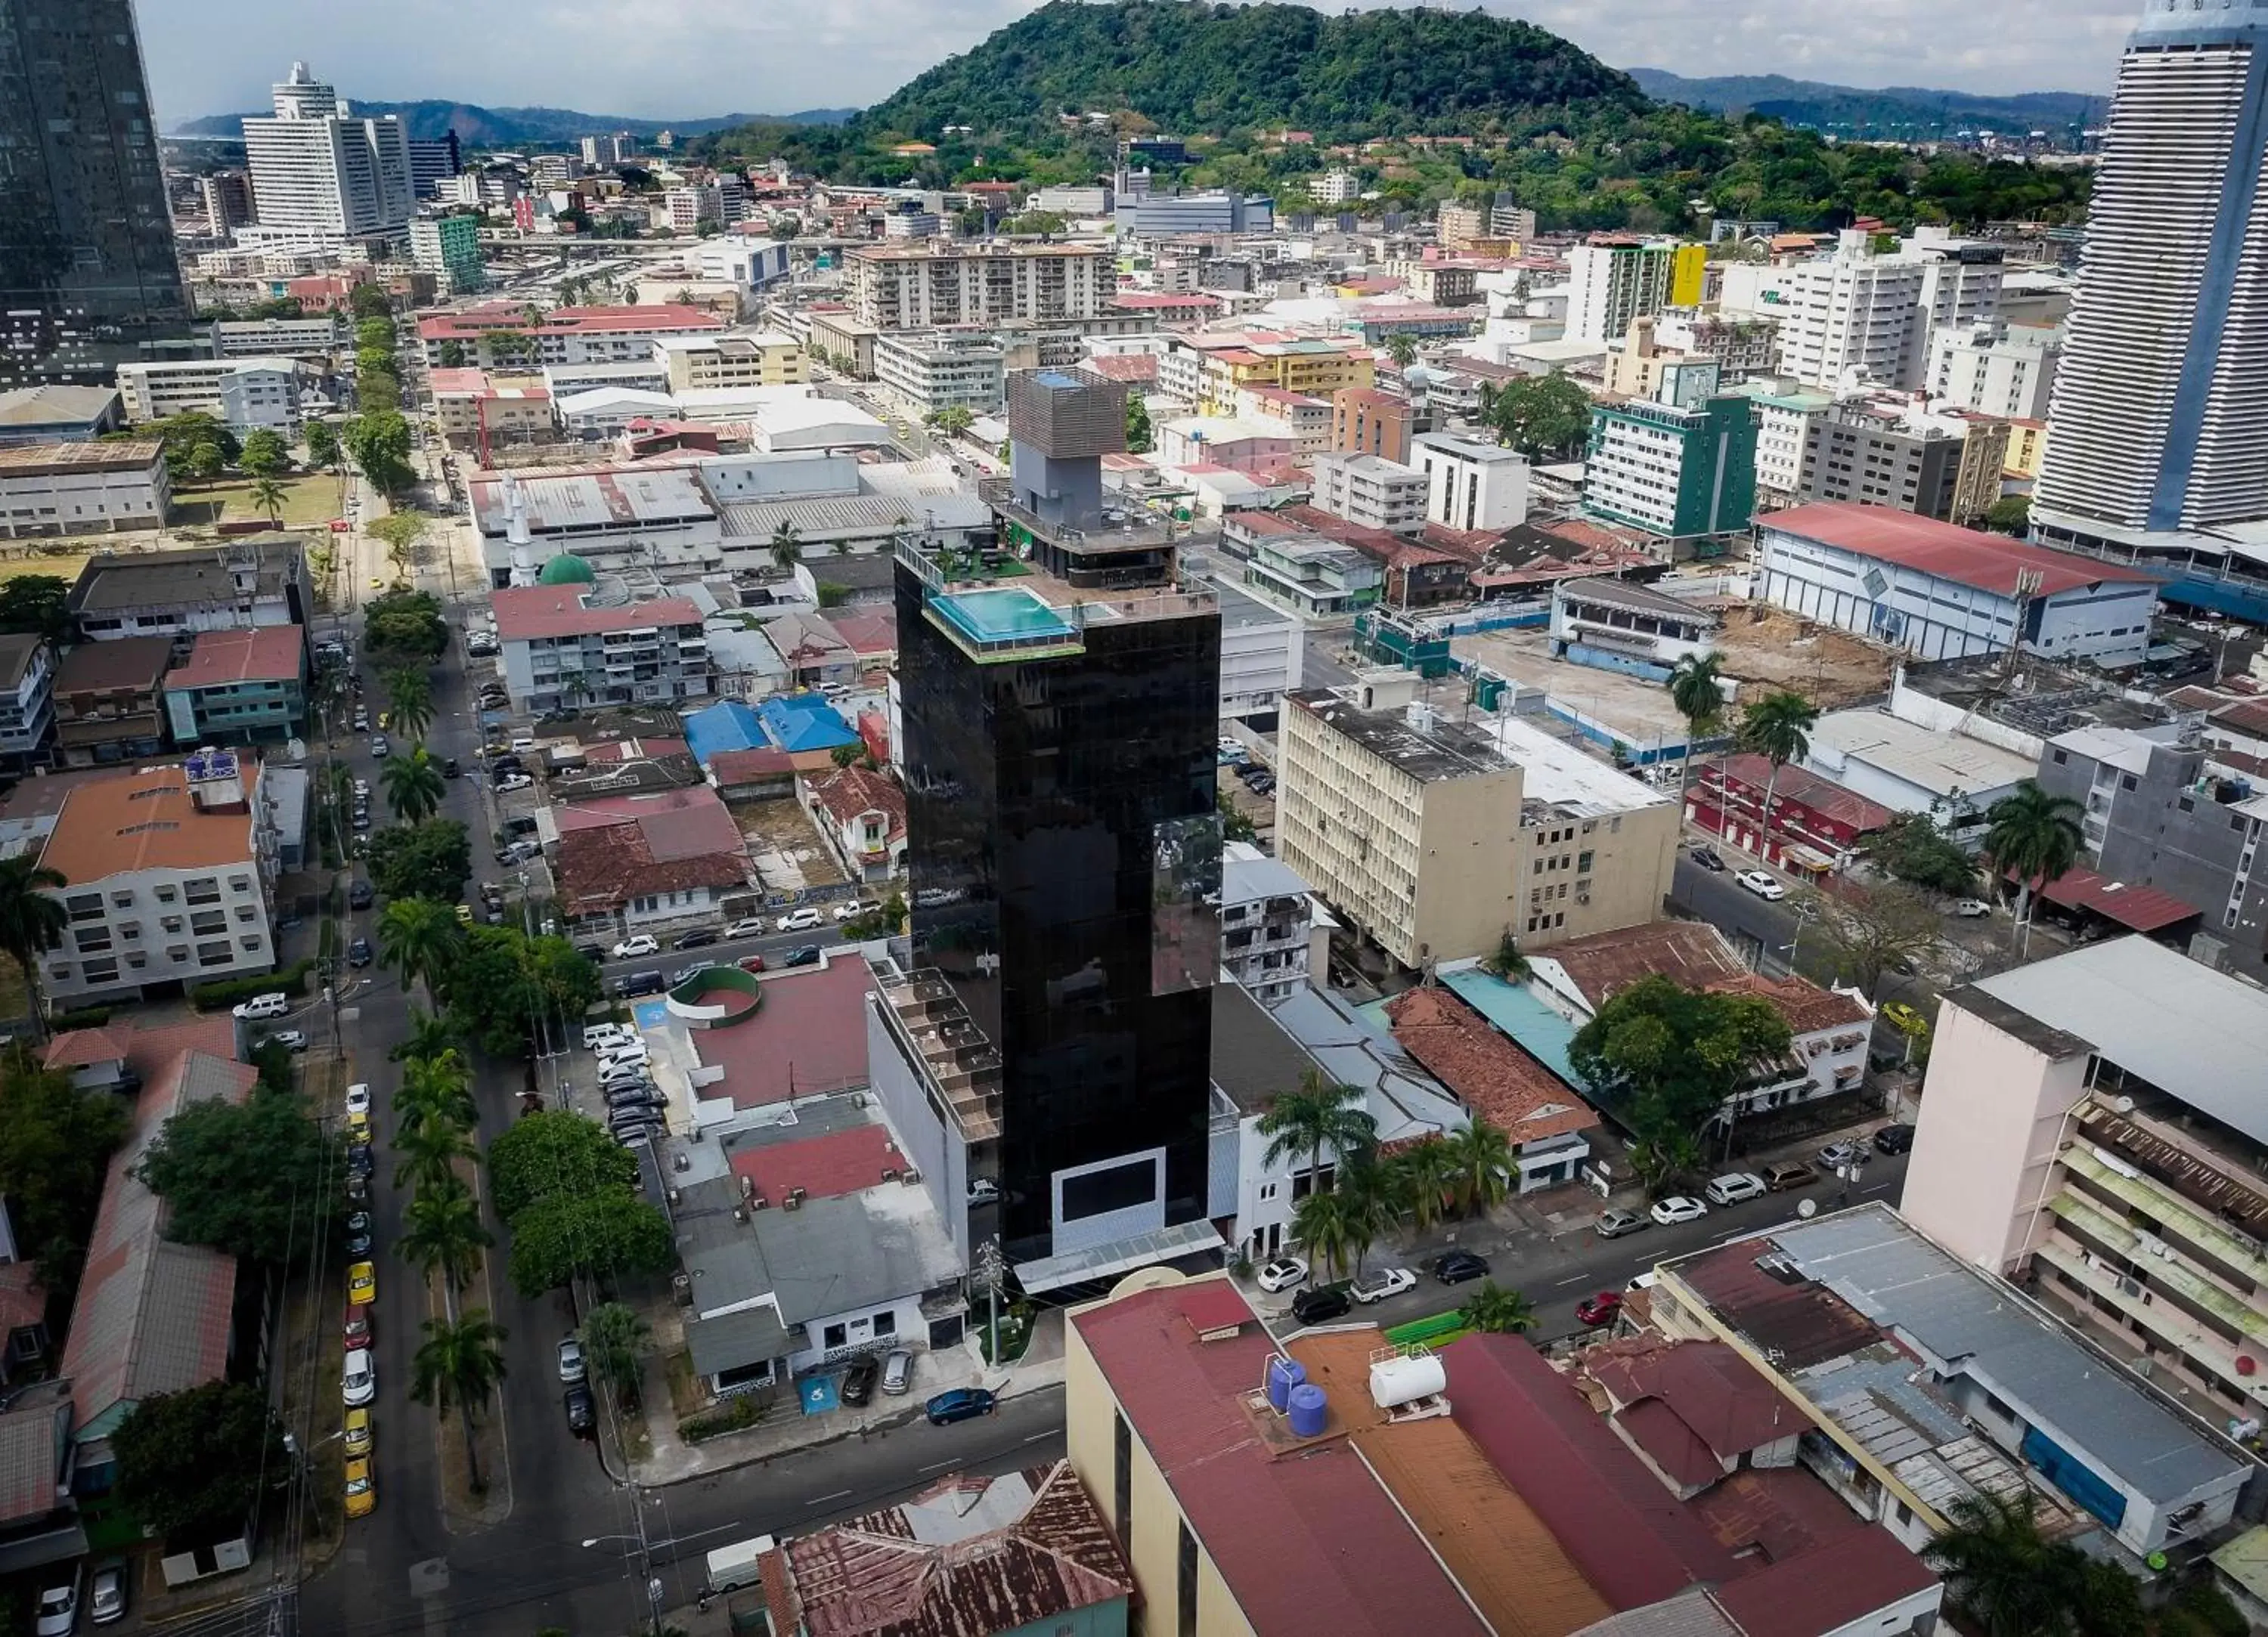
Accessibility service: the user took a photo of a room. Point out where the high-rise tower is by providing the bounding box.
[242,63,414,243]
[891,368,1222,1285]
[2035,0,2268,534]
[0,0,189,384]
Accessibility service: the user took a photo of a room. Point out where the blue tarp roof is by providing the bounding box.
[682,700,767,769]
[758,692,859,754]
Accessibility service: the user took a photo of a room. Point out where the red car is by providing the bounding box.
[738,953,766,974]
[343,1306,373,1350]
[1575,1291,1622,1329]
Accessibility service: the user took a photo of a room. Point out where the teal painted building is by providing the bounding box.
[163,625,306,745]
[1584,359,1758,558]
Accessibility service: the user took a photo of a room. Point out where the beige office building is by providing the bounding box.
[653,333,806,392]
[1275,673,1678,968]
[844,243,1107,330]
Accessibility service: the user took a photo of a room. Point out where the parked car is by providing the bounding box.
[616,971,666,998]
[967,1177,1001,1205]
[1650,1196,1709,1227]
[723,918,768,940]
[1704,1171,1767,1205]
[233,991,290,1020]
[1689,846,1727,872]
[1430,1249,1490,1284]
[496,773,534,793]
[1595,1208,1649,1239]
[344,1456,376,1518]
[606,1087,665,1111]
[89,1559,127,1625]
[782,945,822,968]
[1349,1266,1416,1304]
[34,1577,79,1637]
[267,1029,308,1053]
[674,927,718,949]
[1817,1142,1864,1171]
[1735,869,1786,901]
[611,935,659,959]
[343,1305,372,1351]
[881,1349,914,1396]
[1873,1123,1917,1156]
[563,1385,595,1437]
[1951,898,1993,918]
[925,1387,996,1425]
[345,1220,373,1258]
[349,879,373,910]
[557,1336,586,1384]
[348,1261,376,1304]
[370,735,390,759]
[346,1142,376,1177]
[1256,1255,1309,1292]
[443,757,461,779]
[1763,1162,1818,1191]
[342,1347,376,1406]
[776,906,826,933]
[575,942,608,963]
[349,936,373,968]
[1575,1291,1624,1329]
[345,1082,372,1116]
[841,1356,879,1406]
[668,964,708,987]
[1290,1284,1352,1326]
[833,902,863,923]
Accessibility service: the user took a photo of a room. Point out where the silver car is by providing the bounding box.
[881,1349,913,1396]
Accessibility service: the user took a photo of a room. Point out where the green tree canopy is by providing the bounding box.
[1457,1280,1538,1335]
[0,853,68,1034]
[349,283,392,320]
[1860,810,1978,896]
[342,409,415,496]
[366,819,471,905]
[1568,975,1793,1144]
[364,587,449,664]
[1478,373,1594,458]
[508,1189,674,1297]
[488,1110,639,1224]
[112,1381,287,1543]
[1802,880,1945,998]
[0,575,72,643]
[136,1086,339,1263]
[0,1051,129,1293]
[369,512,427,577]
[581,1301,652,1395]
[381,747,445,824]
[236,428,288,478]
[441,927,602,1059]
[305,420,342,472]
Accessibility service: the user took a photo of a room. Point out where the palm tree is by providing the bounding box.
[248,474,288,527]
[1444,1116,1514,1218]
[1481,931,1529,982]
[411,1309,509,1492]
[769,521,801,573]
[581,1301,652,1399]
[1665,652,1728,794]
[392,1007,457,1066]
[1735,689,1820,862]
[1983,779,2084,952]
[1256,1069,1377,1198]
[0,855,70,1037]
[395,1048,477,1130]
[1393,1138,1459,1233]
[1332,1153,1401,1277]
[394,1109,479,1194]
[377,897,462,1005]
[398,1177,491,1312]
[385,668,432,741]
[1290,1187,1356,1283]
[382,749,446,825]
[1458,1280,1538,1335]
[1922,1491,2090,1637]
[1383,331,1418,369]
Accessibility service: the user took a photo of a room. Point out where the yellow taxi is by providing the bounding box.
[344,1456,376,1518]
[343,1406,373,1458]
[347,1261,376,1305]
[369,576,384,590]
[454,902,473,925]
[345,1109,371,1142]
[1879,1001,1929,1036]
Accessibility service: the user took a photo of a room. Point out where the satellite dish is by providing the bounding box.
[1796,1199,1819,1218]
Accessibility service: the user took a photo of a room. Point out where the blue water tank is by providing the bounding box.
[1287,1382,1328,1437]
[1266,1356,1306,1412]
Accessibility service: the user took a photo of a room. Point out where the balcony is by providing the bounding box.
[878,968,1001,1141]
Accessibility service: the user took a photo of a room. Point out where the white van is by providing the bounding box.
[704,1533,776,1595]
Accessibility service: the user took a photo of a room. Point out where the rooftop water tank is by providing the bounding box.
[1266,1355,1306,1413]
[1287,1382,1328,1438]
[1370,1352,1448,1411]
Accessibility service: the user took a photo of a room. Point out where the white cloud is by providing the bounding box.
[137,0,2136,125]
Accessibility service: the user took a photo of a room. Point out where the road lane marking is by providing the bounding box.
[917,1459,959,1473]
[1553,1273,1591,1288]
[806,1489,853,1505]
[1023,1431,1054,1443]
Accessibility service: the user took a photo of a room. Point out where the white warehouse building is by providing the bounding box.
[1754,503,2161,668]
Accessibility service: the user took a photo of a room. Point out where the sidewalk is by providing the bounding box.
[626,1307,1067,1487]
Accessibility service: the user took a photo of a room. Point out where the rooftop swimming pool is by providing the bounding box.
[932,586,1079,645]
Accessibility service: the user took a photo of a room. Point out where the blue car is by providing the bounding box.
[925,1387,996,1426]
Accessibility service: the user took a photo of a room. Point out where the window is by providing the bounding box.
[821,1323,847,1351]
[1113,1413,1132,1552]
[1578,850,1594,873]
[1259,1182,1278,1202]
[65,893,103,922]
[228,876,251,893]
[872,1311,897,1338]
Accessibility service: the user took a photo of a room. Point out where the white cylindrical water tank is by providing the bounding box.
[1370,1352,1448,1410]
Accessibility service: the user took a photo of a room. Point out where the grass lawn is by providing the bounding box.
[0,549,95,586]
[171,473,346,531]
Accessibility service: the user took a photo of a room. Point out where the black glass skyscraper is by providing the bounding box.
[0,0,189,385]
[897,369,1222,1273]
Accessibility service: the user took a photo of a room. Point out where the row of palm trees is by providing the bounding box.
[1258,1072,1516,1281]
[392,1011,509,1493]
[1663,653,2086,945]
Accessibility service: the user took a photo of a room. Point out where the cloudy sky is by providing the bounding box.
[139,0,2140,123]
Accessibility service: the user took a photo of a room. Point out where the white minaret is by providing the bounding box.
[503,472,538,586]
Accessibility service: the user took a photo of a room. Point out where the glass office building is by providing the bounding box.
[0,0,191,384]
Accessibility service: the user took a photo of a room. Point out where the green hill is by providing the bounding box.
[171,102,856,148]
[690,0,2090,233]
[1629,70,2105,141]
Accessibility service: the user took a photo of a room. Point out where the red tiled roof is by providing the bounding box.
[1384,986,1597,1143]
[553,786,750,914]
[1703,752,1897,836]
[1446,1333,1743,1611]
[1617,1397,1725,1489]
[730,1123,905,1205]
[1585,1338,1806,1463]
[53,634,172,698]
[1080,353,1160,384]
[2005,862,2201,933]
[491,587,705,642]
[166,624,303,690]
[1708,972,1873,1035]
[710,747,797,784]
[1762,503,2155,599]
[43,1026,132,1070]
[1674,1239,1882,1372]
[693,958,877,1109]
[807,764,906,843]
[1072,1279,1487,1637]
[826,608,897,657]
[1539,921,1747,1007]
[1710,1527,1939,1637]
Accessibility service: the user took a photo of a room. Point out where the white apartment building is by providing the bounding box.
[38,754,283,1004]
[1219,841,1332,1003]
[1411,431,1529,532]
[881,211,943,241]
[1033,185,1111,215]
[241,62,412,240]
[665,187,714,234]
[1771,231,1927,390]
[1313,169,1361,206]
[491,586,712,713]
[1565,240,1684,345]
[845,244,1106,330]
[0,443,170,540]
[1732,382,1835,505]
[1213,579,1303,724]
[1308,451,1427,534]
[873,332,1006,419]
[654,333,805,392]
[1929,322,2060,421]
[116,359,302,434]
[209,317,345,358]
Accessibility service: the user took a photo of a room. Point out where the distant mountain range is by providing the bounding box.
[168,102,857,147]
[1629,70,2106,138]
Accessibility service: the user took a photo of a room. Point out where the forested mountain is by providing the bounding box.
[1631,70,2105,140]
[172,103,856,147]
[687,1,2090,233]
